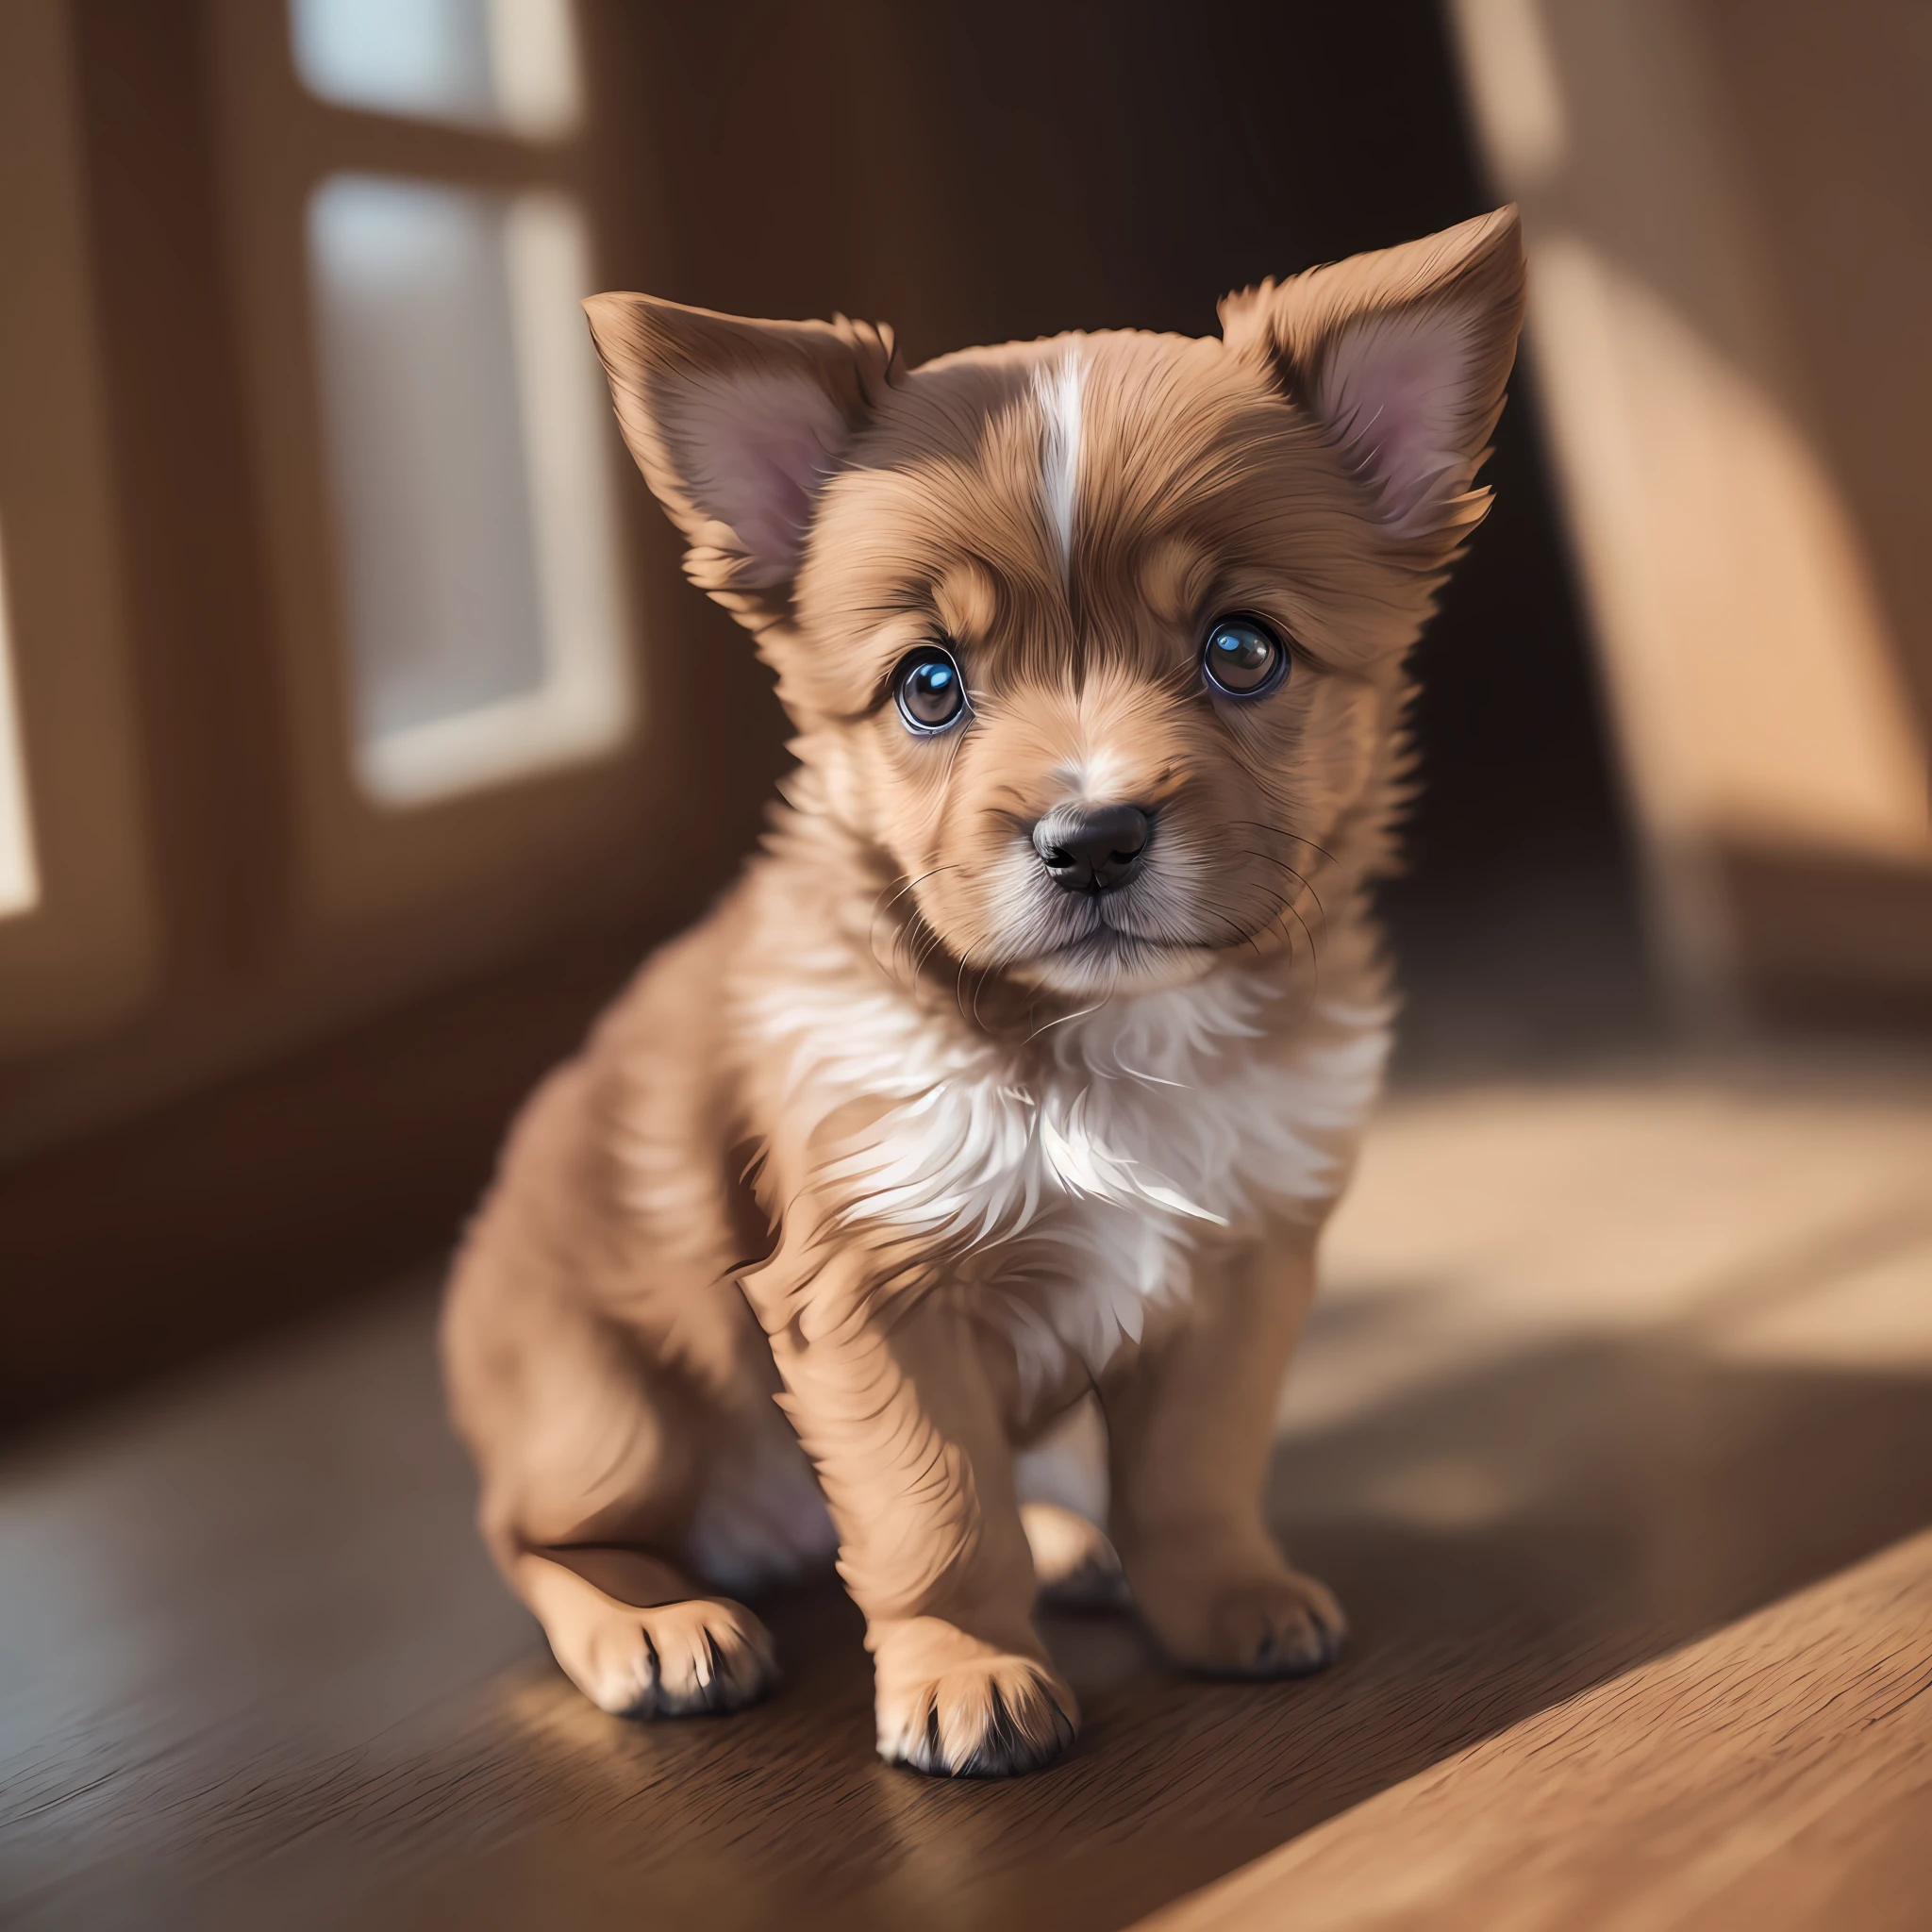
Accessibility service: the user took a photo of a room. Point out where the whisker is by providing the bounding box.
[1228,818,1344,874]
[870,864,963,979]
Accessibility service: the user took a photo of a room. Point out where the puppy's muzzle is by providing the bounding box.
[1031,804,1152,894]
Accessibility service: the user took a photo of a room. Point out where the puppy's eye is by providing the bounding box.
[1202,615,1288,698]
[893,646,968,734]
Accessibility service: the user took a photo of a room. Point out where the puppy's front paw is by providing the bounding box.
[563,1595,778,1719]
[874,1623,1077,1777]
[1134,1552,1346,1679]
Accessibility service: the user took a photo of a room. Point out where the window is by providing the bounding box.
[203,0,658,969]
[0,531,39,922]
[307,174,628,806]
[288,0,631,810]
[0,0,155,1084]
[291,0,580,141]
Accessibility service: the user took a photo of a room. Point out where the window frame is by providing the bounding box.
[0,0,157,1070]
[203,0,658,975]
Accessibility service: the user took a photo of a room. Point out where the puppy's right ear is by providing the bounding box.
[583,293,899,618]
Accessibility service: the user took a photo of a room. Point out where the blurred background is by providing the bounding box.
[3,5,1931,1926]
[7,0,1929,1430]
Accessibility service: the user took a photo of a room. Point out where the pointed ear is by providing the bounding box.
[582,292,899,612]
[1220,208,1525,541]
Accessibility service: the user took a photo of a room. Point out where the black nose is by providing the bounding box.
[1032,804,1152,893]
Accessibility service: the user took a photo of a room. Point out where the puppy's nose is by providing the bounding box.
[1032,804,1152,893]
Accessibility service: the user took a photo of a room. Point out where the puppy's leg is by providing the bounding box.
[446,1240,780,1719]
[747,1250,1076,1776]
[1101,1233,1345,1677]
[508,1545,777,1718]
[1015,1398,1127,1609]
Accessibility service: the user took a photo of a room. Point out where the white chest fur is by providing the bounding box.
[740,949,1391,1393]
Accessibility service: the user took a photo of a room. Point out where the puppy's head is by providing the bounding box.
[588,210,1524,999]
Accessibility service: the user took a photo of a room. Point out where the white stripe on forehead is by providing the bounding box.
[1034,348,1084,587]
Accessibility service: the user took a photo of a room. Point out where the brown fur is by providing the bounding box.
[442,210,1524,1774]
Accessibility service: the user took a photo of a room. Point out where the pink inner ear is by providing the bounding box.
[1310,306,1483,536]
[675,370,852,585]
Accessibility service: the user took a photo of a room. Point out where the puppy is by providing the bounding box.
[441,208,1525,1776]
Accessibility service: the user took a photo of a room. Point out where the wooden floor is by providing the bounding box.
[4,1047,1932,1930]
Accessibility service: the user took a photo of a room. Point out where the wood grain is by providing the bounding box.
[5,1277,1932,1931]
[1137,1528,1932,1932]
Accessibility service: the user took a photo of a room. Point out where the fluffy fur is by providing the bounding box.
[441,208,1525,1775]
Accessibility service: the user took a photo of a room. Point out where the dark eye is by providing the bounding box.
[1202,615,1288,698]
[893,646,968,734]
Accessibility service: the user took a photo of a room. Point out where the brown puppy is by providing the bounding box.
[441,209,1525,1776]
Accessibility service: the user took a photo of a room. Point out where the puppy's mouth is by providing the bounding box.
[1004,918,1224,998]
[931,840,1288,992]
[1006,891,1224,987]
[1035,916,1170,961]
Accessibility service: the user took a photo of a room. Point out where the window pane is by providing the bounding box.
[0,526,41,920]
[290,0,580,141]
[310,175,546,737]
[308,175,631,807]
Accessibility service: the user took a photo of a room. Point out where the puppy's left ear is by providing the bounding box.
[1221,207,1525,542]
[583,292,899,621]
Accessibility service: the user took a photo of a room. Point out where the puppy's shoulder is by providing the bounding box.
[589,872,766,1069]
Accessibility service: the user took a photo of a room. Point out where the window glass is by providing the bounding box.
[290,0,580,141]
[308,175,630,807]
[0,527,41,920]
